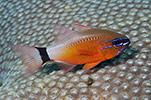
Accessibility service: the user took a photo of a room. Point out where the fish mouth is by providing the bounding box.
[112,37,131,48]
[122,37,131,46]
[115,37,131,56]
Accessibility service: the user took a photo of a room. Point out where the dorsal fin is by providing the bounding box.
[72,23,93,31]
[53,25,74,45]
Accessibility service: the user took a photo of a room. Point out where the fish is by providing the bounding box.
[13,23,130,78]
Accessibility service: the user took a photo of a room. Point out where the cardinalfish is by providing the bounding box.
[13,24,130,77]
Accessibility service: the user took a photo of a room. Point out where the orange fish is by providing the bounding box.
[13,24,130,77]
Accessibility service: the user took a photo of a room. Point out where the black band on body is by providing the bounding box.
[35,47,50,64]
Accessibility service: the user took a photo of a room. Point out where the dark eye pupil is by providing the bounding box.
[112,38,123,46]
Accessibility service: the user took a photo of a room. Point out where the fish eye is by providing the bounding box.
[112,38,123,47]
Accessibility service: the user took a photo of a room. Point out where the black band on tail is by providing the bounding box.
[35,47,50,64]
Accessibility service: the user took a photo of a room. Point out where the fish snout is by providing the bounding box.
[122,37,131,46]
[112,37,130,47]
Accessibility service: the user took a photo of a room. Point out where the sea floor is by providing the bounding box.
[0,0,151,99]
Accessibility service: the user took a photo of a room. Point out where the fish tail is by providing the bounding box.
[13,45,50,78]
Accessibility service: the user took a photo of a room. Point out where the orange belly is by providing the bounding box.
[55,39,106,65]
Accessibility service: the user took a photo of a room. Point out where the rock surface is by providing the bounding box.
[0,0,151,100]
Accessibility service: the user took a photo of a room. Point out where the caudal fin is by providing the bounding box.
[13,45,43,78]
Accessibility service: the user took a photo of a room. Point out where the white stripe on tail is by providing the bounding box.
[13,45,43,78]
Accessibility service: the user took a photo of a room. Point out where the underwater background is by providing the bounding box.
[0,0,151,100]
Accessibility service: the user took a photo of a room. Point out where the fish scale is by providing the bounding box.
[12,25,130,77]
[47,27,130,67]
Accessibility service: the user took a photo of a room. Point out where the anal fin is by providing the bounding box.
[82,61,100,70]
[55,61,76,73]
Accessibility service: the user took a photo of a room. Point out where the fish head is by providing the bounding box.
[111,36,130,54]
[99,32,130,60]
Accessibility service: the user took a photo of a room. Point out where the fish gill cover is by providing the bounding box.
[0,0,151,100]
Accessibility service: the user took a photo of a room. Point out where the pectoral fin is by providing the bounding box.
[78,49,98,56]
[82,61,100,70]
[72,23,93,31]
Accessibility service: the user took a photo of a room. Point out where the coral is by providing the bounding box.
[0,0,151,100]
